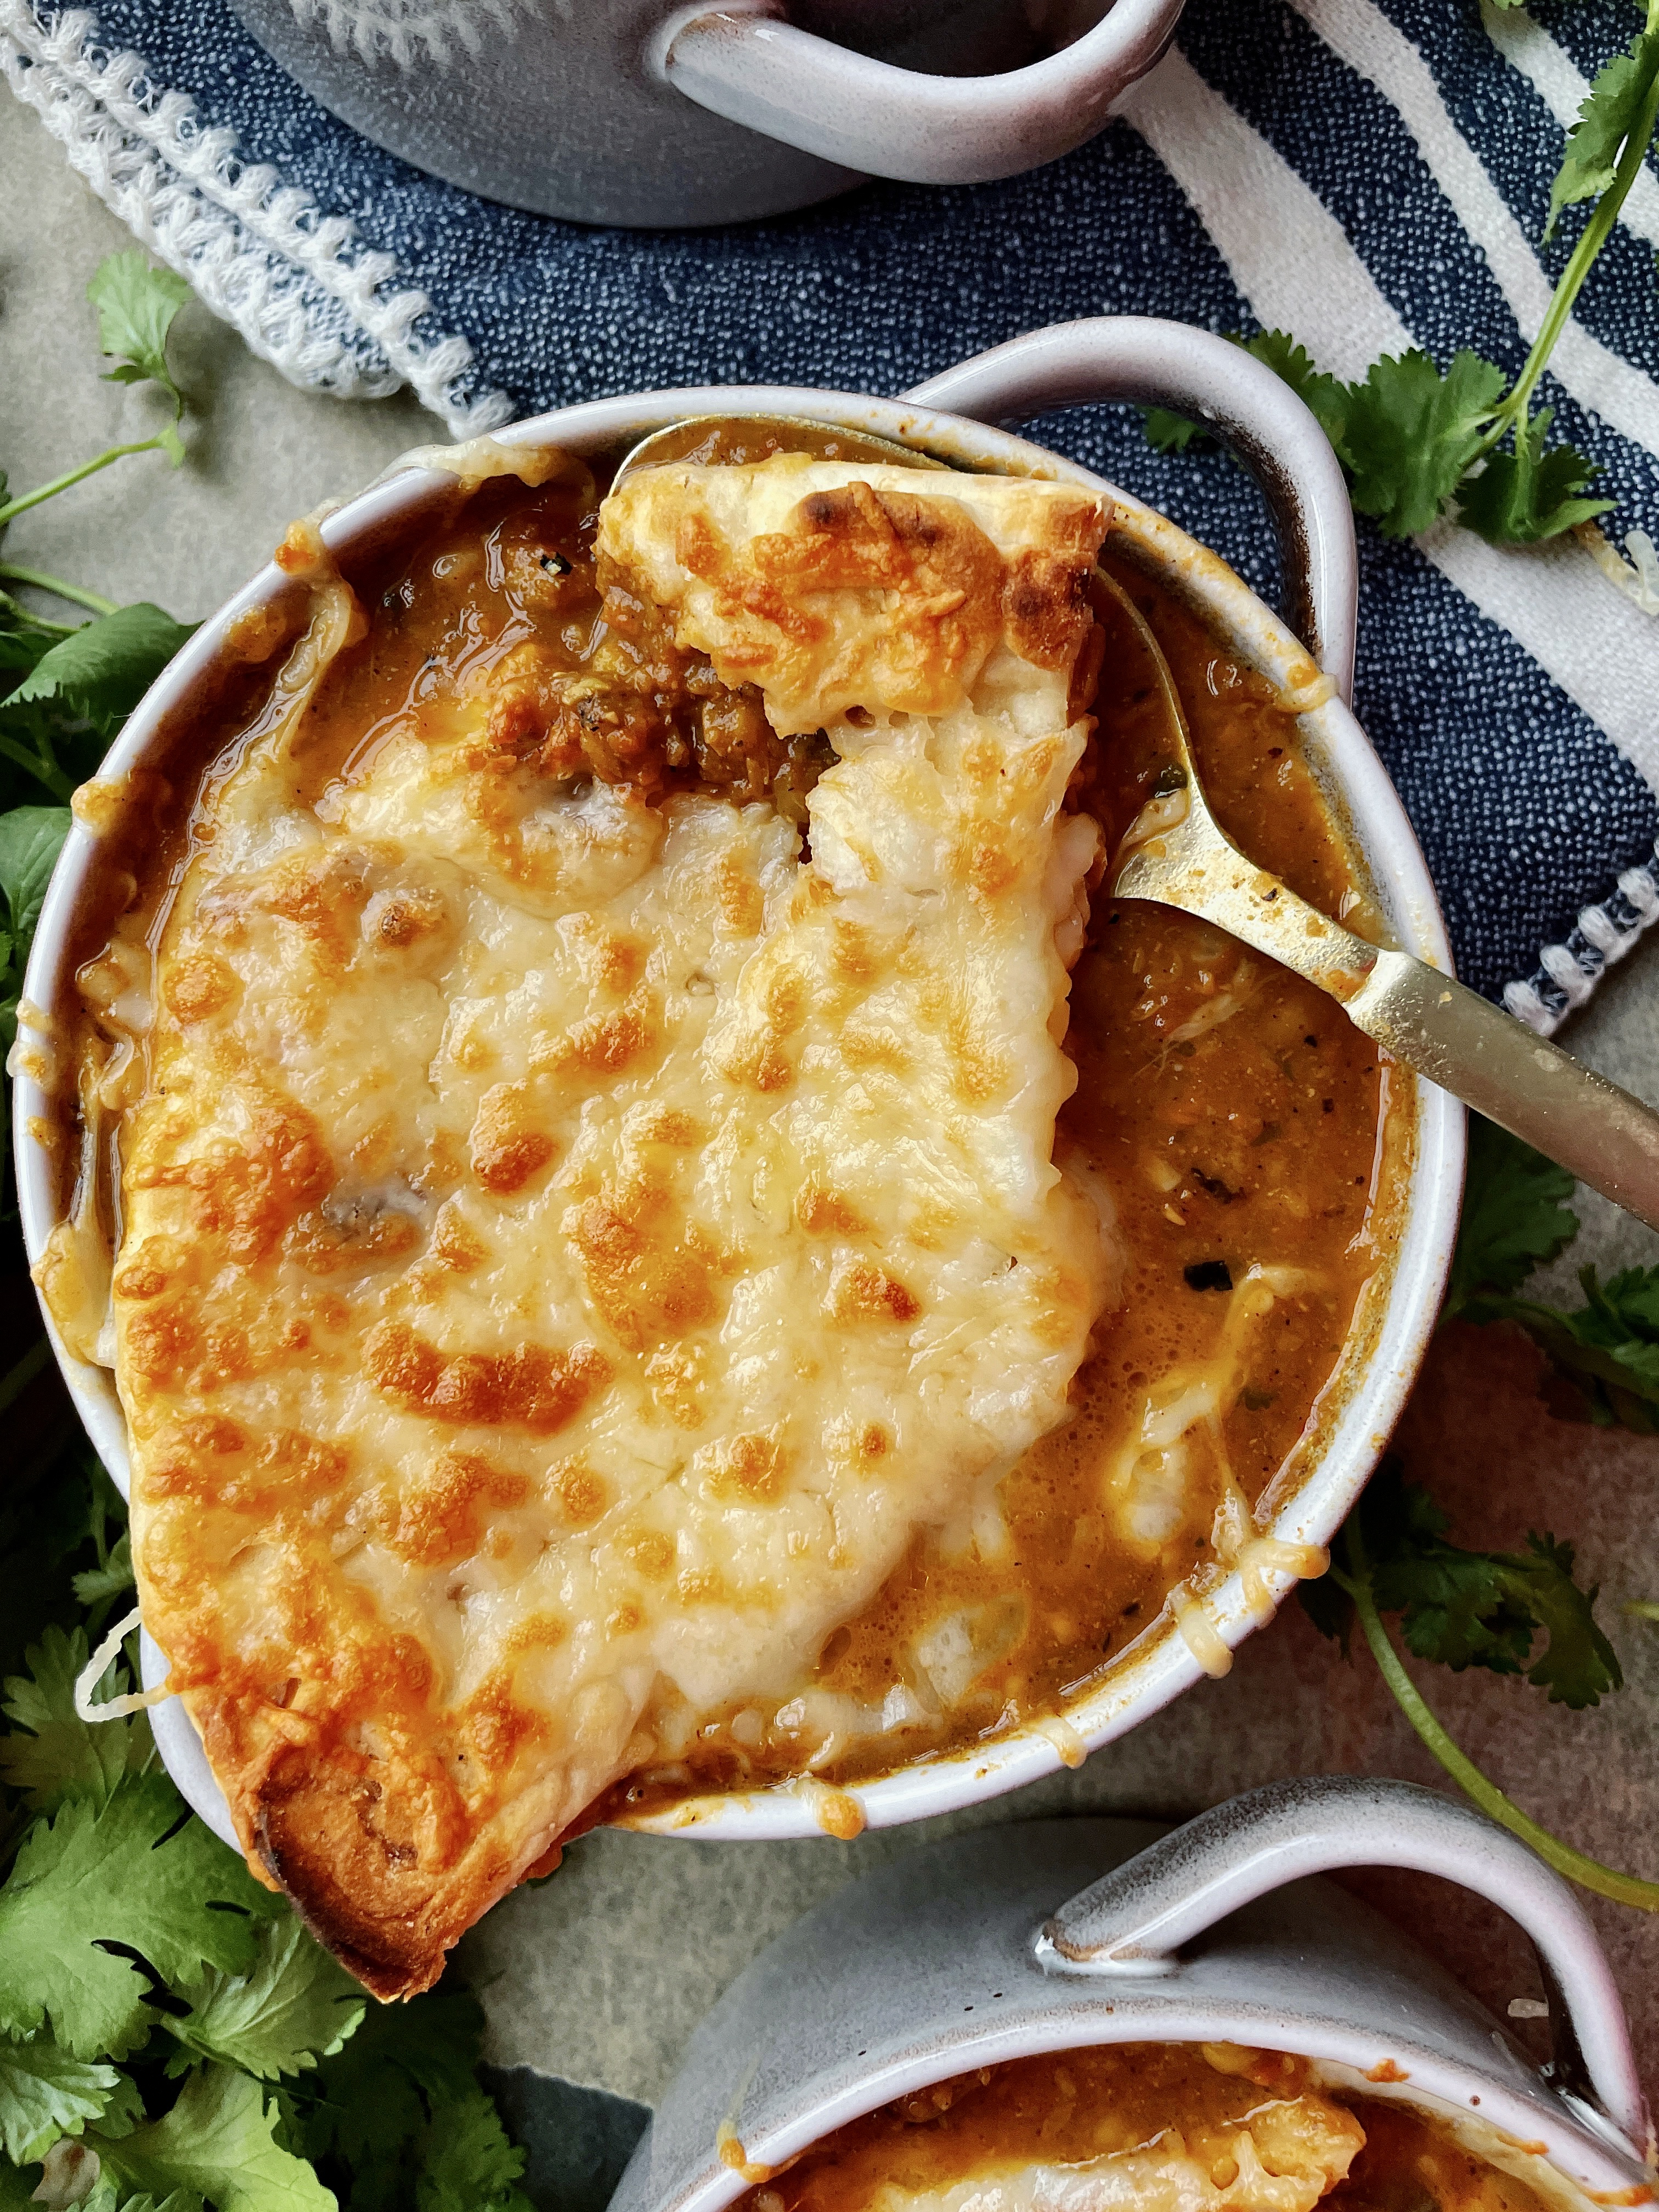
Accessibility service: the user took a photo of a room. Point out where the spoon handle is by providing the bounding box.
[1114,837,1659,1230]
[1348,948,1659,1231]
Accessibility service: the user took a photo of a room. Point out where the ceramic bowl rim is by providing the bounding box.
[614,1814,1651,2212]
[656,2016,1647,2212]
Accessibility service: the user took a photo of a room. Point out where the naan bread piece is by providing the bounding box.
[116,455,1113,1997]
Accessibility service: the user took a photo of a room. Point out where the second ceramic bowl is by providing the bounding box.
[228,0,1187,227]
[615,1778,1652,2212]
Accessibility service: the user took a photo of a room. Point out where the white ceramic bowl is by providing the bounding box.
[13,318,1464,1853]
[610,1779,1653,2212]
[227,0,1187,228]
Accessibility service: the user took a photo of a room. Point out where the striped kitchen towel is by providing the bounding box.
[4,0,1658,1025]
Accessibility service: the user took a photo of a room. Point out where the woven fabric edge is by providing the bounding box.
[1504,840,1659,1035]
[0,0,514,435]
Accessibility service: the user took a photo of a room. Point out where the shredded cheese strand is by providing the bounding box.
[1170,1584,1233,1678]
[1034,1713,1088,1769]
[74,1604,173,1722]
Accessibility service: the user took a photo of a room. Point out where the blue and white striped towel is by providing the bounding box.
[5,0,1658,1024]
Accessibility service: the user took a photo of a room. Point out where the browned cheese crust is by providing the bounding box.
[97,459,1112,1996]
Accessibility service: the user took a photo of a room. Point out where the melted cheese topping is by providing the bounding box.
[112,456,1113,1993]
[856,2095,1365,2212]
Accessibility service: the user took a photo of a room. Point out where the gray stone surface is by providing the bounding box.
[1,110,426,627]
[7,94,1658,2126]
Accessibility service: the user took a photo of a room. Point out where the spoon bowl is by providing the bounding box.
[611,413,950,488]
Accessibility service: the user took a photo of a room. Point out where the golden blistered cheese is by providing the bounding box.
[113,456,1113,1996]
[596,455,1103,735]
[840,2094,1364,2212]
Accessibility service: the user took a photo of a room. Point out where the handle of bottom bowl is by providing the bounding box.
[652,0,1183,189]
[902,318,1357,706]
[1037,1776,1647,2157]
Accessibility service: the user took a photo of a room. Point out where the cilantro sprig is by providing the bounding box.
[1304,1486,1659,1912]
[1,253,199,1237]
[1146,0,1659,549]
[0,253,191,542]
[1447,1115,1659,1432]
[1442,1118,1579,1314]
[1303,1463,1622,1709]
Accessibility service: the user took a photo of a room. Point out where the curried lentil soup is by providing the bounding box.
[53,443,1397,1850]
[731,2046,1565,2212]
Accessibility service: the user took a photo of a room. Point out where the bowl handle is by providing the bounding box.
[1037,1775,1649,2159]
[902,317,1357,704]
[651,0,1183,189]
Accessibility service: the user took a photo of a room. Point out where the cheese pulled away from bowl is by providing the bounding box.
[104,453,1113,1996]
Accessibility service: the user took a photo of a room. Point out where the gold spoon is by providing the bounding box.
[1096,565,1659,1232]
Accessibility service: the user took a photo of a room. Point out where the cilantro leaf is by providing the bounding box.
[1238,330,1351,449]
[1457,408,1609,544]
[0,808,71,956]
[1141,330,1352,460]
[1142,408,1204,453]
[0,631,56,679]
[1550,21,1659,232]
[99,2066,332,2212]
[0,2039,126,2165]
[166,1917,365,2084]
[1295,1560,1355,1654]
[13,608,194,739]
[1373,1512,1537,1678]
[1340,350,1505,537]
[1444,1114,1578,1315]
[0,1624,148,1819]
[85,2192,205,2212]
[0,2154,40,2212]
[303,1988,480,2173]
[1303,1463,1622,1708]
[84,256,193,461]
[1518,1531,1624,1705]
[0,1774,276,2059]
[80,2177,205,2212]
[1475,1264,1659,1432]
[0,608,65,689]
[72,1534,135,1621]
[413,2089,530,2212]
[295,1988,525,2212]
